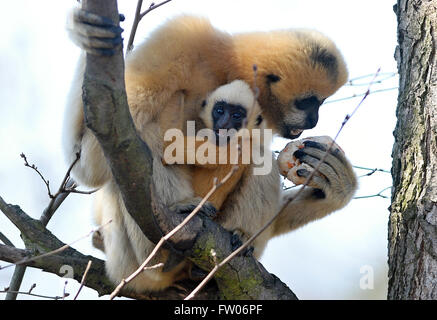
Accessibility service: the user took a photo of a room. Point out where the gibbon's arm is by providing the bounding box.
[272,139,358,236]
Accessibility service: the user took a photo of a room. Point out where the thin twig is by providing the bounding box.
[127,0,173,53]
[7,152,96,300]
[62,280,69,300]
[185,67,382,300]
[73,260,92,300]
[140,0,173,19]
[0,289,67,300]
[0,220,112,271]
[28,283,36,294]
[20,153,53,198]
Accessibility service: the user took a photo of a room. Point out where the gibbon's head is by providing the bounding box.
[230,29,348,139]
[200,80,264,143]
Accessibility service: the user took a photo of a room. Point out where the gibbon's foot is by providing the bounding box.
[189,264,208,281]
[292,138,356,198]
[69,8,123,56]
[231,230,254,257]
[170,199,218,219]
[162,252,186,272]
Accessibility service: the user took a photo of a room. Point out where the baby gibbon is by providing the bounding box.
[163,80,266,212]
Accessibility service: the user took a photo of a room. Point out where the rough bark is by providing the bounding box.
[389,0,437,299]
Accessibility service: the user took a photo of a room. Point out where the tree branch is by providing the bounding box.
[0,196,219,299]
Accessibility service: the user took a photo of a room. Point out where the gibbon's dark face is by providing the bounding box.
[287,95,324,138]
[212,100,247,141]
[265,73,324,140]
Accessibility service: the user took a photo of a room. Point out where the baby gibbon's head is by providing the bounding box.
[200,80,264,135]
[230,29,348,139]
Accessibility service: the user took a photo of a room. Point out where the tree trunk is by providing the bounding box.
[389,0,437,299]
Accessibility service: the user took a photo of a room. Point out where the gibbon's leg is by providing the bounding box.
[273,139,358,237]
[67,8,123,56]
[216,156,282,259]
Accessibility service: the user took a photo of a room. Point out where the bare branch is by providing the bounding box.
[0,232,14,247]
[127,0,173,53]
[140,0,173,19]
[0,219,112,271]
[20,153,53,198]
[1,288,67,300]
[73,260,92,300]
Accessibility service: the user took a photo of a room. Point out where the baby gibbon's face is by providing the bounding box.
[200,80,262,144]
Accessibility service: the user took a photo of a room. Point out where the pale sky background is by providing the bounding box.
[0,0,397,299]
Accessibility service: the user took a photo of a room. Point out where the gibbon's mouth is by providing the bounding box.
[288,128,304,139]
[214,129,235,144]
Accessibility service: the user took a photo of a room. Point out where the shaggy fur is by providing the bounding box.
[64,14,356,292]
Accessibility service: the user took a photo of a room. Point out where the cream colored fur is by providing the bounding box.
[63,14,356,292]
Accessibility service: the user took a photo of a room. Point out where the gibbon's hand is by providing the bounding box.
[67,8,124,56]
[169,197,218,220]
[279,136,357,201]
[230,230,254,257]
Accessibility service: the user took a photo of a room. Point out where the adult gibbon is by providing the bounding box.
[64,9,357,292]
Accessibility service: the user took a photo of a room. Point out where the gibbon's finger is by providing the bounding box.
[301,141,356,188]
[75,43,119,56]
[293,150,340,186]
[169,199,217,219]
[73,33,123,50]
[74,9,118,27]
[302,140,348,165]
[74,22,124,39]
[299,144,347,177]
[294,168,329,195]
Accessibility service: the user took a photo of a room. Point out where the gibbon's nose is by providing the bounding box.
[215,112,231,130]
[304,112,319,129]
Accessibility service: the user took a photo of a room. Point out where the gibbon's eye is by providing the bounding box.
[295,96,322,110]
[213,106,224,117]
[266,74,281,83]
[232,112,242,120]
[255,115,263,126]
[201,100,207,108]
